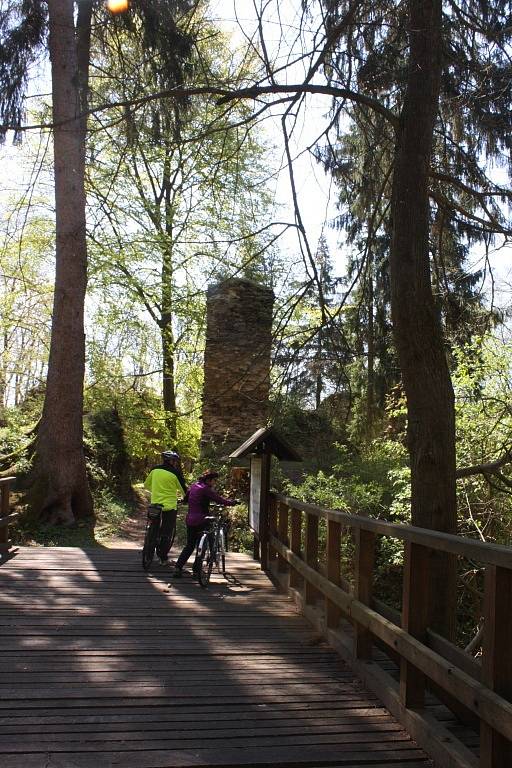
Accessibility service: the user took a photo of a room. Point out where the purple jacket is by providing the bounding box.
[186,481,236,527]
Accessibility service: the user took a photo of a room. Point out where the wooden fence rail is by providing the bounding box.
[265,492,512,768]
[0,477,17,554]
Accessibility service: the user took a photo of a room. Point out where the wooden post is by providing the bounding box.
[353,525,376,659]
[0,480,10,551]
[231,430,302,571]
[305,513,319,605]
[267,492,278,569]
[289,508,302,590]
[400,542,430,708]
[326,518,342,628]
[480,565,512,768]
[277,501,289,574]
[258,450,272,571]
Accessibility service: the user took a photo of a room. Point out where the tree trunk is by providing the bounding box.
[161,155,178,442]
[315,327,323,410]
[161,238,177,441]
[0,331,7,416]
[366,249,375,434]
[390,0,457,638]
[28,0,92,523]
[161,315,177,442]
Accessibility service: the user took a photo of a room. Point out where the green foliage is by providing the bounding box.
[286,438,409,519]
[86,385,164,466]
[225,504,254,553]
[83,2,277,456]
[0,389,43,477]
[271,396,346,473]
[84,408,132,498]
[93,489,134,543]
[12,487,134,547]
[283,436,409,604]
[0,0,47,141]
[287,333,512,546]
[0,214,53,413]
[453,336,512,544]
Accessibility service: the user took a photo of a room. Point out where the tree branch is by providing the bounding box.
[1,84,398,133]
[456,450,512,479]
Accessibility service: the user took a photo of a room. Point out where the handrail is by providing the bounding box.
[0,476,16,553]
[266,491,512,768]
[269,531,512,737]
[273,492,512,567]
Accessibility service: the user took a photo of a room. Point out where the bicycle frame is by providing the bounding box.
[197,512,227,550]
[196,508,229,585]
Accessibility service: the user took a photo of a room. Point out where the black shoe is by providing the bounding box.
[172,568,183,578]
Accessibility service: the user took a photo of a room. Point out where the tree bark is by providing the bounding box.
[28,0,92,523]
[161,150,178,442]
[161,234,177,441]
[315,327,323,410]
[161,306,178,443]
[366,249,375,434]
[0,331,7,415]
[390,0,457,638]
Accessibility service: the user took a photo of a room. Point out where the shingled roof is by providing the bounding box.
[229,426,302,462]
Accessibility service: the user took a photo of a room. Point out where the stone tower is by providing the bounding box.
[201,278,274,456]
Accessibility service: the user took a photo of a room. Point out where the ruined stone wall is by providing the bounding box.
[201,278,274,457]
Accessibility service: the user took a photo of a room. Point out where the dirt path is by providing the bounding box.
[103,495,146,550]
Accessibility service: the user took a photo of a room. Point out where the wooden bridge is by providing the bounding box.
[0,487,511,768]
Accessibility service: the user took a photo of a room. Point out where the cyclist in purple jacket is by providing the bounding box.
[173,470,236,578]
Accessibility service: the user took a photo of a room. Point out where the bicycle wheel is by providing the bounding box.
[142,519,158,571]
[216,528,226,576]
[198,535,214,587]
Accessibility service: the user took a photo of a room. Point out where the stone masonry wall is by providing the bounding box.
[201,278,274,457]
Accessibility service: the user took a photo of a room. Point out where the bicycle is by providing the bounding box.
[141,504,176,571]
[195,506,230,587]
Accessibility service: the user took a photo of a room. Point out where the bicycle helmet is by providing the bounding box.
[162,450,179,460]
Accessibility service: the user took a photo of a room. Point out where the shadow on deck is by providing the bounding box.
[0,546,433,768]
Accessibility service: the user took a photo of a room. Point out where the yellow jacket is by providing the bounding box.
[144,466,182,510]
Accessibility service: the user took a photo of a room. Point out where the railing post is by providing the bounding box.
[277,501,289,574]
[305,512,319,605]
[268,495,278,569]
[400,542,430,708]
[353,525,375,659]
[289,508,302,590]
[326,518,342,628]
[480,565,512,768]
[0,480,11,552]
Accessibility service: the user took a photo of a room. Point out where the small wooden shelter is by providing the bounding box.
[230,426,302,566]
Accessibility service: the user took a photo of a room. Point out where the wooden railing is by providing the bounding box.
[0,477,17,553]
[265,492,512,768]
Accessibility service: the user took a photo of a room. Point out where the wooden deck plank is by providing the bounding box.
[1,749,432,768]
[0,547,433,767]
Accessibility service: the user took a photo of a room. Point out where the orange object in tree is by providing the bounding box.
[106,0,129,13]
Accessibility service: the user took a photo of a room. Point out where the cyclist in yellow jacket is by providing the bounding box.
[144,451,187,564]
